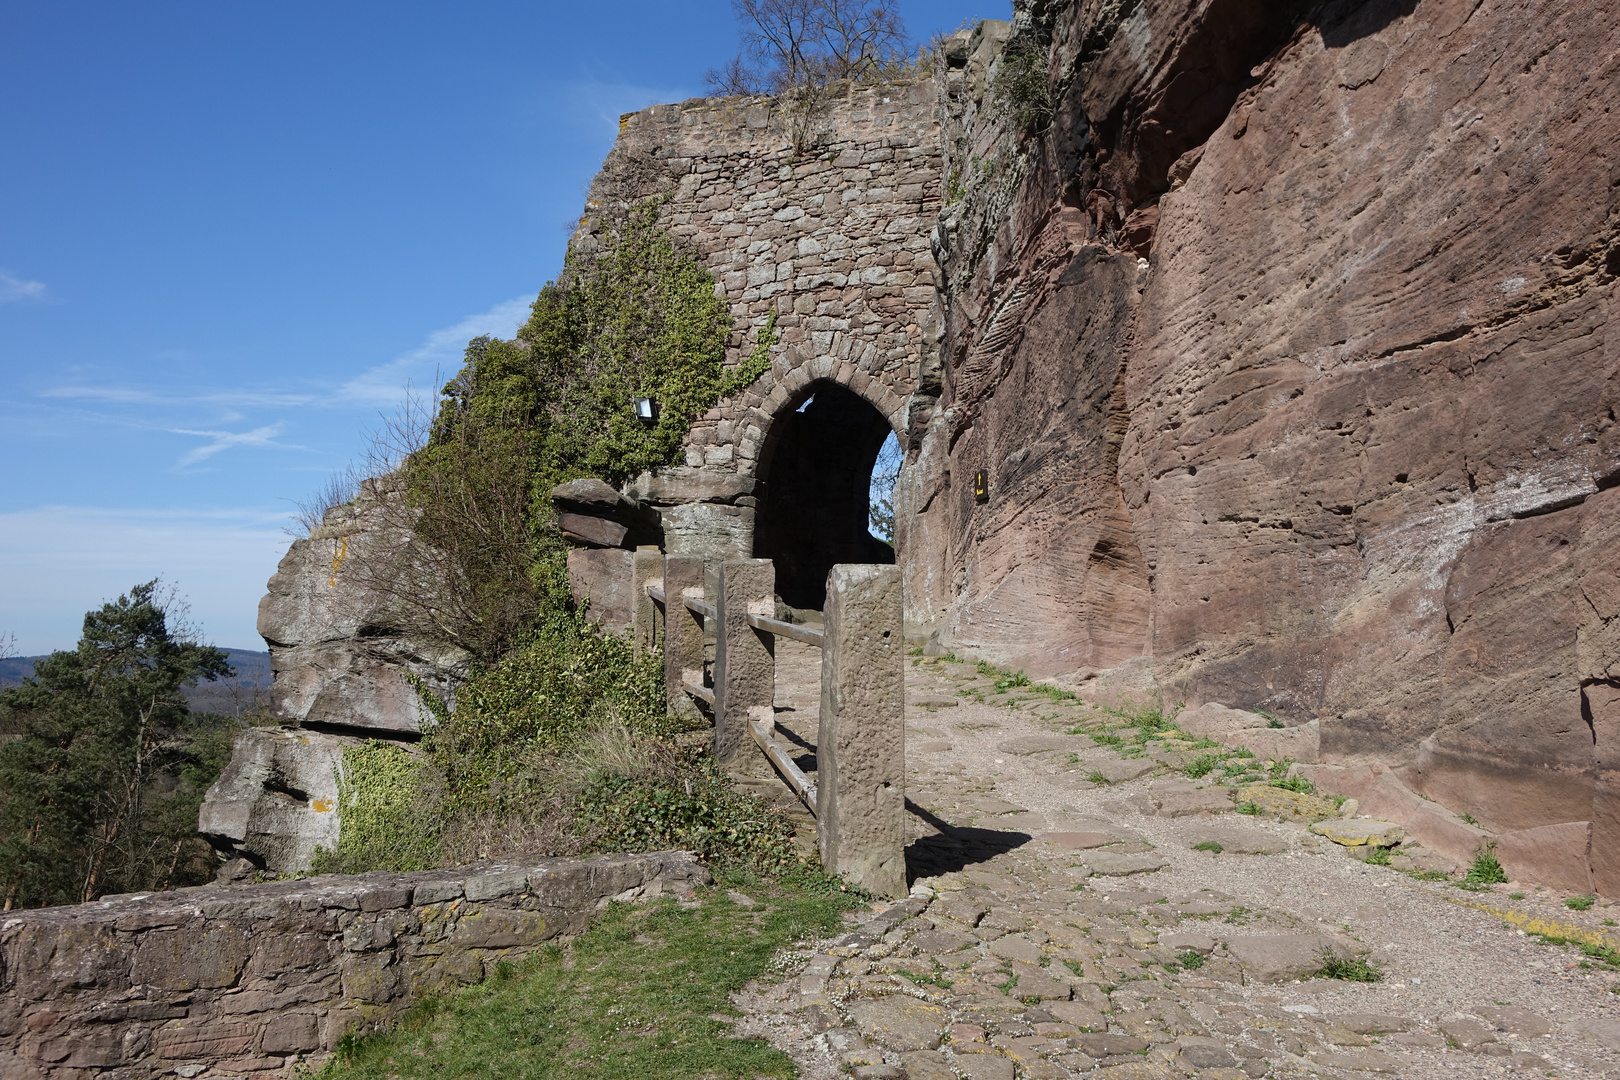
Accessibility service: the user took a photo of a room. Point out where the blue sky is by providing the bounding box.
[0,0,997,653]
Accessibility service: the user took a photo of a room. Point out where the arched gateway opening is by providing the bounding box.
[753,380,899,611]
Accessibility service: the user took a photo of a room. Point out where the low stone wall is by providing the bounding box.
[0,851,708,1079]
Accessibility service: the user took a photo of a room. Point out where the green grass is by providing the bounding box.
[1464,845,1508,887]
[1236,801,1262,816]
[1191,841,1223,854]
[1566,895,1596,911]
[319,870,859,1080]
[1175,950,1206,970]
[1363,846,1392,866]
[1183,753,1223,780]
[1085,771,1110,785]
[1315,955,1382,982]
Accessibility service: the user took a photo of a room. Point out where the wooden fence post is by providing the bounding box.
[714,559,775,767]
[663,555,706,718]
[817,564,906,897]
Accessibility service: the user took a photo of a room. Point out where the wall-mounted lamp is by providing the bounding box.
[973,470,989,503]
[633,397,659,423]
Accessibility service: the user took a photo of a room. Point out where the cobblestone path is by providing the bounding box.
[733,648,1620,1080]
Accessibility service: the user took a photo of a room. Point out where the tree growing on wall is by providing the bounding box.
[705,0,911,95]
[0,583,233,909]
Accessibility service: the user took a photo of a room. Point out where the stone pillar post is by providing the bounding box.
[817,563,906,898]
[631,547,664,656]
[714,559,776,766]
[663,555,706,718]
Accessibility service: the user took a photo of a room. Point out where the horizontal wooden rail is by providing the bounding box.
[682,679,715,706]
[645,585,666,604]
[744,612,825,647]
[684,596,717,621]
[751,717,817,813]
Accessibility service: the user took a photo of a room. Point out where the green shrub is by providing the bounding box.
[1315,955,1381,982]
[1176,950,1206,970]
[314,742,442,875]
[989,35,1053,132]
[1191,841,1222,854]
[1183,753,1223,780]
[1465,845,1509,886]
[1364,846,1392,866]
[1566,895,1596,912]
[1236,802,1262,816]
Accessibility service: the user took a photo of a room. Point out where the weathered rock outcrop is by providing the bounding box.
[202,482,466,873]
[899,0,1620,892]
[0,852,706,1079]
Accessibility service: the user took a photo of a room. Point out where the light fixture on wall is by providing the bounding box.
[633,396,659,423]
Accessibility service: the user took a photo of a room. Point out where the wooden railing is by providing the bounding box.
[635,552,905,898]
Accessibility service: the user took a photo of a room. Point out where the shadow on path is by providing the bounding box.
[904,798,1031,881]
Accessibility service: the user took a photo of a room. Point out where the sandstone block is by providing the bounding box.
[258,1013,319,1055]
[557,512,628,549]
[713,559,775,766]
[844,996,947,1051]
[566,548,635,633]
[1224,935,1349,984]
[153,1020,255,1061]
[1080,852,1166,876]
[448,909,551,949]
[1309,820,1405,848]
[818,564,906,898]
[662,555,707,718]
[1234,785,1339,823]
[131,925,250,992]
[1493,821,1594,893]
[1475,1006,1551,1037]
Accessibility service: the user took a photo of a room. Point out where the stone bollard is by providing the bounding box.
[663,555,706,718]
[818,563,906,898]
[631,547,664,656]
[713,559,776,766]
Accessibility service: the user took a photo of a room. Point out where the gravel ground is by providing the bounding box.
[731,649,1620,1080]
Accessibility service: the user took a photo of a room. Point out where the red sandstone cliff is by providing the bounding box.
[903,0,1619,890]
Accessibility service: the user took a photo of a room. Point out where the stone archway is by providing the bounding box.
[753,378,902,610]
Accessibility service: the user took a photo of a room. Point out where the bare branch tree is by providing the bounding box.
[706,0,911,96]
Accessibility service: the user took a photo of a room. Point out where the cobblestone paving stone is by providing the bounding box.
[732,649,1620,1079]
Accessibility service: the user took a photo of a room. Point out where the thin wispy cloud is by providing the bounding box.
[337,296,533,406]
[0,271,49,304]
[172,422,296,466]
[0,504,292,653]
[43,386,317,409]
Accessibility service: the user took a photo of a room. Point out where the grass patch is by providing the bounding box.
[1183,753,1223,780]
[1406,869,1450,882]
[1236,801,1262,816]
[1175,950,1206,970]
[320,869,860,1080]
[1085,771,1111,785]
[1566,895,1596,912]
[1464,845,1508,887]
[1363,846,1392,866]
[1315,955,1382,982]
[1191,841,1223,854]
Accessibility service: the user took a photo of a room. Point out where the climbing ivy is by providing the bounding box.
[326,200,789,873]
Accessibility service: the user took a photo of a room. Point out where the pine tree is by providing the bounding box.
[0,582,231,909]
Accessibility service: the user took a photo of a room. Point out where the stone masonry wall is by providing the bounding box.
[581,82,944,563]
[0,851,706,1079]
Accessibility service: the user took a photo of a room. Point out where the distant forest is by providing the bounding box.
[0,648,272,717]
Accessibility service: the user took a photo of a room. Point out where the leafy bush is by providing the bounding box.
[1566,894,1596,912]
[1465,845,1509,886]
[1183,753,1223,780]
[576,757,799,871]
[990,35,1053,133]
[1364,845,1393,866]
[1315,955,1381,982]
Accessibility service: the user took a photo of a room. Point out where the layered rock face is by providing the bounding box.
[201,482,464,872]
[902,0,1620,890]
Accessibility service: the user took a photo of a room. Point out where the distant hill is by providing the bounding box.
[0,648,274,718]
